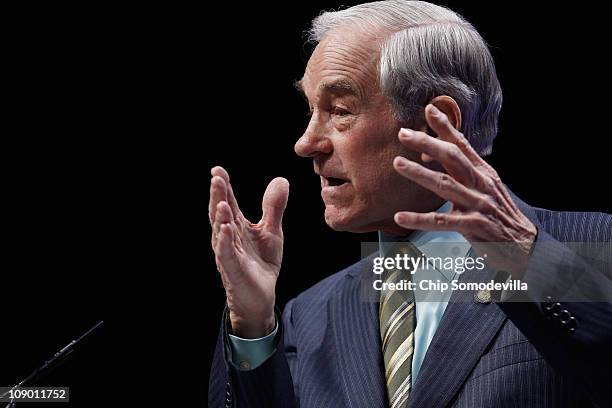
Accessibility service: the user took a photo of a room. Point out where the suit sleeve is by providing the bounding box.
[208,300,299,408]
[497,227,612,408]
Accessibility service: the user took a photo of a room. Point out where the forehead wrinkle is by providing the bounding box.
[302,31,384,104]
[314,45,379,96]
[316,65,371,100]
[322,41,378,71]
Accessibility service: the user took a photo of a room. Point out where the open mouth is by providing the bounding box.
[327,177,347,187]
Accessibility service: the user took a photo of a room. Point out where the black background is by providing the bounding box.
[2,2,121,407]
[2,1,610,408]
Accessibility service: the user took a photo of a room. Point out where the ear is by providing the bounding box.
[415,95,462,166]
[428,95,462,131]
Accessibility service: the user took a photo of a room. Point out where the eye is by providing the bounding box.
[331,107,350,116]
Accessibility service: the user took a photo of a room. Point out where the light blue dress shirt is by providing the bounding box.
[229,201,471,380]
[379,201,469,382]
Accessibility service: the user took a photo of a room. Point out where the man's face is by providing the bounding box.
[295,27,438,234]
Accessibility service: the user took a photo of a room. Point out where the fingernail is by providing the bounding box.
[400,128,414,139]
[429,104,440,116]
[394,156,408,169]
[395,213,405,223]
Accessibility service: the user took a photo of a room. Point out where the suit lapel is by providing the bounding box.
[407,251,507,408]
[330,264,388,408]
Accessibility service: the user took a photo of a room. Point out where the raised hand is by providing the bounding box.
[209,166,289,338]
[392,104,537,278]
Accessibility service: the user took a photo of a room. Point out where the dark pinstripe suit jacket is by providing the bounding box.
[209,190,612,407]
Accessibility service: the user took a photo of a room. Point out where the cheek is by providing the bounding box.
[348,141,404,192]
[339,112,413,196]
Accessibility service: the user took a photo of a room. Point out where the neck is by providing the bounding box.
[378,197,447,237]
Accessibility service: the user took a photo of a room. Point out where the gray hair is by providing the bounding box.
[308,0,502,156]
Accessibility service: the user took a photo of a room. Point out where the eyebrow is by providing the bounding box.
[294,78,305,94]
[320,79,359,96]
[294,78,360,98]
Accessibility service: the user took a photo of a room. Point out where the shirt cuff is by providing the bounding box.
[228,320,279,370]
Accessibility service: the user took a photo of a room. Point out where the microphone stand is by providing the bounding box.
[1,320,104,408]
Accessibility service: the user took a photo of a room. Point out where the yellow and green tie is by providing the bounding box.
[379,242,420,408]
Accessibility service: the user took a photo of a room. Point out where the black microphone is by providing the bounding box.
[1,320,104,407]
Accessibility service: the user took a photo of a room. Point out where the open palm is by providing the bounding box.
[209,166,289,338]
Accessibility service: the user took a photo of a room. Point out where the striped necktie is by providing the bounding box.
[379,241,420,408]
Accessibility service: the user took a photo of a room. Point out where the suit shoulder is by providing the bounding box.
[534,207,611,242]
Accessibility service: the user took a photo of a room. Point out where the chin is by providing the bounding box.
[323,205,378,233]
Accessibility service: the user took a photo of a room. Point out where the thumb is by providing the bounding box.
[261,177,289,231]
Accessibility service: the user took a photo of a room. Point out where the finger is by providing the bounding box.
[211,166,242,220]
[261,177,290,231]
[217,200,234,224]
[394,156,488,211]
[209,176,227,225]
[216,223,241,280]
[394,210,488,235]
[398,128,478,187]
[425,104,483,164]
[212,200,233,247]
[491,177,522,219]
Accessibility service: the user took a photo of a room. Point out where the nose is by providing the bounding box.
[294,116,333,158]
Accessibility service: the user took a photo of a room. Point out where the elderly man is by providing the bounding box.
[208,1,611,407]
